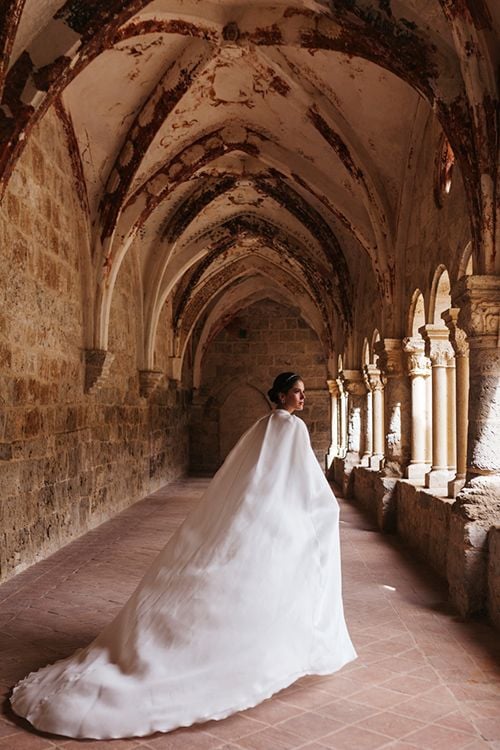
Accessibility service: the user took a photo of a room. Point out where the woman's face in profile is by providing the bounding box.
[280,380,305,413]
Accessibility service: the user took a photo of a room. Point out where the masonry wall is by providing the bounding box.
[190,299,329,473]
[0,108,188,582]
[488,528,500,630]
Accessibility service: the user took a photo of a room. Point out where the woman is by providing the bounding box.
[11,372,357,739]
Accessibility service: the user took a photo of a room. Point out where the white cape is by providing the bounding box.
[11,410,357,739]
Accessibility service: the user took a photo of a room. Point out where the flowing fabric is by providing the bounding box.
[11,410,357,739]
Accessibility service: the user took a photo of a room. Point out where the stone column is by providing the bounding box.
[425,370,432,464]
[341,370,366,495]
[364,364,385,470]
[374,339,411,477]
[326,379,339,469]
[343,370,365,460]
[361,388,373,466]
[336,375,347,458]
[446,276,500,616]
[442,308,470,498]
[446,356,457,473]
[420,325,454,489]
[403,337,431,483]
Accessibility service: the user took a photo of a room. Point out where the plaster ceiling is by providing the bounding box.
[1,0,498,373]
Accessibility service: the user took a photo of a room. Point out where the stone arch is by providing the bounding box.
[407,289,426,337]
[370,330,381,365]
[362,338,370,367]
[429,266,451,323]
[457,241,474,280]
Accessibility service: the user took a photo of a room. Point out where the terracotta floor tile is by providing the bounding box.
[315,697,377,724]
[0,735,57,749]
[318,724,390,749]
[132,727,221,749]
[403,723,476,749]
[472,717,500,741]
[274,710,343,739]
[278,686,335,710]
[1,481,499,750]
[235,724,305,749]
[239,698,303,725]
[355,710,426,740]
[202,713,267,741]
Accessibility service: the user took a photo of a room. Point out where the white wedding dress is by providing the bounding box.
[11,409,357,739]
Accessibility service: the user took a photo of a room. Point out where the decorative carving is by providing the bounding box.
[327,379,339,397]
[84,349,114,394]
[453,276,500,343]
[403,337,431,377]
[374,338,404,377]
[363,363,384,392]
[341,370,366,397]
[442,307,469,358]
[419,324,454,367]
[139,370,164,398]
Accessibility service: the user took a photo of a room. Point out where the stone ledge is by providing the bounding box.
[348,466,500,631]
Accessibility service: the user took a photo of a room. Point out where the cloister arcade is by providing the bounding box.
[0,0,498,639]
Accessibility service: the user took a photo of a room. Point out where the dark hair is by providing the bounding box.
[267,372,302,405]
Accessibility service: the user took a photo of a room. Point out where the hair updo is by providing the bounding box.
[267,372,302,405]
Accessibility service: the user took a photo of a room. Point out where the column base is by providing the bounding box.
[405,462,431,483]
[448,475,466,498]
[425,468,450,489]
[369,454,384,470]
[360,453,371,467]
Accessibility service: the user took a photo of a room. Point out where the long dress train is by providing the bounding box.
[10,409,357,739]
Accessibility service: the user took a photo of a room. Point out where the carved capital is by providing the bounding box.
[341,369,366,397]
[419,324,454,366]
[442,307,469,358]
[327,379,339,397]
[374,338,404,377]
[452,275,500,347]
[363,363,384,392]
[139,370,164,398]
[84,349,114,394]
[403,337,431,376]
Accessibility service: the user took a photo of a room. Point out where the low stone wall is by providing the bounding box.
[349,466,500,630]
[488,527,500,630]
[352,467,398,532]
[397,482,452,578]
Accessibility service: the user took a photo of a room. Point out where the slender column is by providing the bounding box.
[446,276,500,616]
[361,387,373,466]
[425,367,432,464]
[403,337,431,483]
[339,370,366,495]
[374,339,411,477]
[342,370,366,462]
[326,379,339,469]
[336,375,347,458]
[446,356,457,472]
[364,364,385,470]
[420,325,454,489]
[442,308,470,497]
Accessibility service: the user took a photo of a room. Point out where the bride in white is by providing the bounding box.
[11,372,357,739]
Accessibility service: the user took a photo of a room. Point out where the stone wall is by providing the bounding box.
[488,528,500,630]
[0,108,189,582]
[190,299,329,473]
[350,468,452,577]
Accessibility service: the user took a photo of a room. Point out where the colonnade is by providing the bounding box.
[327,275,497,500]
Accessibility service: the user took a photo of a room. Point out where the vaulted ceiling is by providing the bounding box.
[0,0,498,377]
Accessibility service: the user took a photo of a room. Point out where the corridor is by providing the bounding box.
[0,480,498,750]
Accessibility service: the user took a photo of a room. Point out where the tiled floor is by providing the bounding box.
[1,479,499,749]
